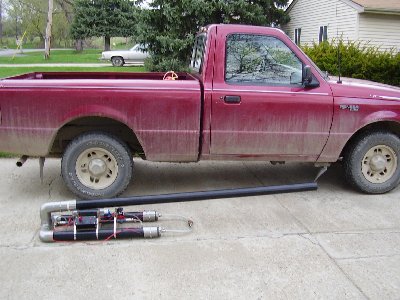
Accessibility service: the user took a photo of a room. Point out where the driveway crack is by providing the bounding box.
[278,200,369,299]
[48,177,56,200]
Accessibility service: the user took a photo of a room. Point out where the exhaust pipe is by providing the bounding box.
[39,182,317,242]
[16,155,28,167]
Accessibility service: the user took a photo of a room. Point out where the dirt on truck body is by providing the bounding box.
[1,24,400,199]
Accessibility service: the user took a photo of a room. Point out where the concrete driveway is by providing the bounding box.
[0,158,399,299]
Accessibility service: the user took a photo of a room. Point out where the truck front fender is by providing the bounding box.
[317,104,400,163]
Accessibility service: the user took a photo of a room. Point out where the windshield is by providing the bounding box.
[130,44,147,52]
[130,44,139,51]
[190,33,207,74]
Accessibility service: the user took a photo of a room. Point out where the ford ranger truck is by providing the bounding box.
[1,24,400,199]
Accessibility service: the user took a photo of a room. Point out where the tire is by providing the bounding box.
[343,131,400,194]
[111,56,124,67]
[61,132,133,199]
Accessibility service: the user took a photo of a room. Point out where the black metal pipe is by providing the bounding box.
[53,227,161,241]
[76,182,318,210]
[53,228,146,241]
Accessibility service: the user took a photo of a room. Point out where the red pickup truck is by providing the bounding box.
[1,24,400,199]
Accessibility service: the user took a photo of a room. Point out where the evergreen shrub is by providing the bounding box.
[302,40,400,87]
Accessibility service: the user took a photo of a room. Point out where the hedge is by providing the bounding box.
[302,40,400,87]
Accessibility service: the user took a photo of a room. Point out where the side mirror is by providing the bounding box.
[303,65,319,88]
[303,65,313,85]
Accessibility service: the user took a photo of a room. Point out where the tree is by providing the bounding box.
[134,0,290,71]
[0,0,3,44]
[44,0,53,59]
[55,0,83,50]
[71,0,136,51]
[7,0,47,45]
[5,0,71,48]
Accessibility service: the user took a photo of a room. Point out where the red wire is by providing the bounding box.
[103,228,141,242]
[103,231,121,242]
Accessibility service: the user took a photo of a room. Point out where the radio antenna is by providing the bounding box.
[336,4,342,84]
[337,40,342,84]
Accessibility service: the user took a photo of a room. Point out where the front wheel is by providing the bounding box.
[61,132,133,199]
[344,131,400,194]
[111,56,124,67]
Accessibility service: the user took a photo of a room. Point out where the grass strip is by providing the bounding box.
[0,49,103,64]
[0,66,145,78]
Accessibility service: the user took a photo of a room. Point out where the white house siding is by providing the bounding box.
[282,0,359,46]
[358,13,400,52]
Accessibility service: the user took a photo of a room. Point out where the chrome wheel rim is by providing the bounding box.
[361,145,397,183]
[76,148,119,189]
[113,58,122,66]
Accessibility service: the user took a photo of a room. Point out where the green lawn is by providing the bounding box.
[0,66,145,78]
[0,49,104,64]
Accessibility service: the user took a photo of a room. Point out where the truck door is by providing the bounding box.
[210,32,333,161]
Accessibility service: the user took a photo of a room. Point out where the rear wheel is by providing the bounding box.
[344,131,400,194]
[111,56,124,67]
[61,132,133,199]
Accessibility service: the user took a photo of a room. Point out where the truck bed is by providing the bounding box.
[0,72,202,162]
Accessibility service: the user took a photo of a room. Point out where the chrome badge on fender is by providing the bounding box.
[340,104,360,112]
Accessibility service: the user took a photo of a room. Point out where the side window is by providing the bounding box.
[190,34,207,73]
[225,34,303,86]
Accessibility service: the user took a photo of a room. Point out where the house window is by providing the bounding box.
[294,28,301,45]
[319,26,328,43]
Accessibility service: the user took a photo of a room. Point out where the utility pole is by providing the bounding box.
[44,0,53,59]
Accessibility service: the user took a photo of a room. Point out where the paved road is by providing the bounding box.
[0,48,111,67]
[0,48,74,57]
[0,49,43,56]
[0,158,399,299]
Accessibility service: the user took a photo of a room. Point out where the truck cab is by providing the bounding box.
[192,25,334,162]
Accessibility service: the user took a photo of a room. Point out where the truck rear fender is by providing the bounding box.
[49,115,145,158]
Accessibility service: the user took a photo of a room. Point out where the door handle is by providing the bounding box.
[224,95,241,104]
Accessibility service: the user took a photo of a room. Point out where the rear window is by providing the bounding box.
[190,33,207,73]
